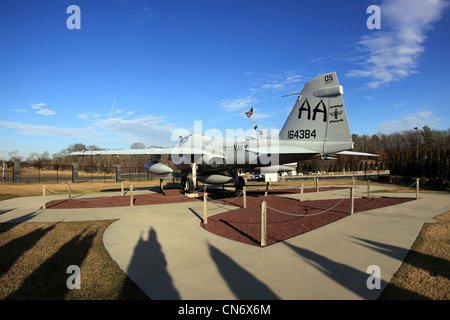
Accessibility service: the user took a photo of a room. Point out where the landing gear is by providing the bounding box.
[183,177,196,193]
[181,163,197,194]
[235,176,246,192]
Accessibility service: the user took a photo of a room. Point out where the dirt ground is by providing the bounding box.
[43,186,414,247]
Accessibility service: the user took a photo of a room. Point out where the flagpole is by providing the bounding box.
[252,105,255,136]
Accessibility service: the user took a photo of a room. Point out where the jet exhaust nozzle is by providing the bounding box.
[144,162,173,175]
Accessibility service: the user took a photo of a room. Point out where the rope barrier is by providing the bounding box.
[204,185,352,217]
[43,185,68,195]
[207,191,243,204]
[205,191,243,209]
[267,197,347,217]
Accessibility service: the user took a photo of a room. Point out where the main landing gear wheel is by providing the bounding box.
[235,176,246,192]
[183,177,195,193]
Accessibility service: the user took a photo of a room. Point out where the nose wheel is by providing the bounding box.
[183,177,195,193]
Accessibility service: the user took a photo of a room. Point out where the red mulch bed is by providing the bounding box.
[43,186,414,248]
[43,188,197,209]
[202,188,414,247]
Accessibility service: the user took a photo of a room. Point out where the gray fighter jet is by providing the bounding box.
[72,72,376,192]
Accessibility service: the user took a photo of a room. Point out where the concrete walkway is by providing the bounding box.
[0,186,448,299]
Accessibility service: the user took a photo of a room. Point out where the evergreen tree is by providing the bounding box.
[432,148,439,180]
[409,149,417,178]
[425,150,432,178]
[447,149,450,180]
[422,125,434,147]
[418,150,426,178]
[399,151,406,176]
[439,148,448,182]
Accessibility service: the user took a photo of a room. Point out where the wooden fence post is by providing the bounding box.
[416,178,419,200]
[261,201,267,247]
[42,185,46,209]
[300,181,304,202]
[68,182,71,199]
[130,185,134,207]
[203,185,208,226]
[265,180,271,197]
[350,187,354,215]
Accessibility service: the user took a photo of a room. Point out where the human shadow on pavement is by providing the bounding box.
[283,241,428,299]
[120,227,180,299]
[208,243,280,299]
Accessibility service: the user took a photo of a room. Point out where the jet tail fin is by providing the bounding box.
[279,72,353,154]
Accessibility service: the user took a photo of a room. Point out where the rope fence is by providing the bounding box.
[201,179,420,247]
[42,178,420,246]
[201,184,359,246]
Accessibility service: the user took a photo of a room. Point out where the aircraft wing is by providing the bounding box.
[70,148,173,156]
[70,147,227,162]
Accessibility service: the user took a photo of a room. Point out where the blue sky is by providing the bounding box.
[1,0,449,159]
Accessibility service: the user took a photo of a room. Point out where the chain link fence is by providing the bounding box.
[1,161,175,183]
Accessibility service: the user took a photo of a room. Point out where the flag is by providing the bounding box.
[245,107,253,118]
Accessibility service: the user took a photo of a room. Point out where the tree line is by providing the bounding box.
[5,125,450,185]
[5,142,166,173]
[354,126,449,183]
[299,126,449,185]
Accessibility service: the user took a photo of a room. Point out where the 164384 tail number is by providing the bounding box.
[288,129,316,139]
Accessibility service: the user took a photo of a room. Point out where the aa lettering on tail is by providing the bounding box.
[298,99,327,122]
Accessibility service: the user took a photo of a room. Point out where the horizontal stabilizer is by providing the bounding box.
[334,151,379,157]
[254,165,294,173]
[246,146,318,155]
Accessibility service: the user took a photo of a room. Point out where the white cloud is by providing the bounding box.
[347,0,448,88]
[35,108,56,116]
[11,109,27,113]
[31,103,46,109]
[377,110,444,133]
[2,99,179,148]
[78,112,101,120]
[260,74,303,91]
[92,115,176,146]
[0,120,95,138]
[219,96,257,112]
[218,71,303,116]
[30,102,55,116]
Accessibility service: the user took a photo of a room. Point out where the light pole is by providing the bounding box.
[414,127,418,177]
